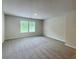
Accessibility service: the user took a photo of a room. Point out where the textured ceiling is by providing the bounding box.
[3,0,76,20]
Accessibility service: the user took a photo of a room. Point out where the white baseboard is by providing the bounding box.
[44,35,76,49]
[65,43,76,49]
[44,35,65,43]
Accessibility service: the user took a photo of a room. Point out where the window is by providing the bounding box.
[20,20,35,33]
[29,21,35,32]
[20,21,28,33]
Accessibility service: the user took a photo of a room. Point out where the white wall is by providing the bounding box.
[65,10,76,48]
[44,10,76,48]
[5,15,43,40]
[44,16,66,42]
[2,12,5,43]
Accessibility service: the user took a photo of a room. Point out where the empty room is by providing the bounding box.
[2,0,76,59]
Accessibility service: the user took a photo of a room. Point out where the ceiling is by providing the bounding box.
[3,0,76,20]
